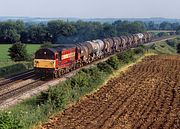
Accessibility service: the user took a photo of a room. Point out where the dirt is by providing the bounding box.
[40,55,180,129]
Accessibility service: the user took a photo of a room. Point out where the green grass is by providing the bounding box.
[145,39,180,54]
[0,44,11,62]
[152,41,177,54]
[0,44,40,62]
[26,44,41,55]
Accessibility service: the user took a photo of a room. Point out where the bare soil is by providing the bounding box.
[41,55,180,129]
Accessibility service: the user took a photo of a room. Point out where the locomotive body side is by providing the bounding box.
[60,47,76,69]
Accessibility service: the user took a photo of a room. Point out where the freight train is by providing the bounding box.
[34,32,152,78]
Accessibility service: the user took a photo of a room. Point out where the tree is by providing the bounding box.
[0,21,22,43]
[8,42,29,61]
[47,20,76,43]
[101,23,117,38]
[27,23,49,43]
[146,21,159,30]
[159,22,172,30]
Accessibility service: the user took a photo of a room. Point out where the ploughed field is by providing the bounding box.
[42,55,180,129]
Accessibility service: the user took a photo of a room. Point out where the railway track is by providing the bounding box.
[0,79,45,104]
[0,69,35,86]
[0,35,178,108]
[148,35,178,44]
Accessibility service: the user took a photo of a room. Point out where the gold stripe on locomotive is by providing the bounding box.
[34,59,55,68]
[61,52,75,60]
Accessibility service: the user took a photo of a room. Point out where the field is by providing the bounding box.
[42,55,180,129]
[0,44,40,68]
[0,44,40,62]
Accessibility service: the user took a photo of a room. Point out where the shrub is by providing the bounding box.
[8,42,29,62]
[106,56,120,70]
[133,47,145,55]
[166,39,177,48]
[97,62,113,74]
[37,85,70,110]
[117,49,135,63]
[0,112,22,129]
[81,67,106,87]
[70,71,90,88]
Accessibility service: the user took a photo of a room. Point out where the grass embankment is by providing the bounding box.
[0,39,179,129]
[145,38,180,54]
[0,44,40,77]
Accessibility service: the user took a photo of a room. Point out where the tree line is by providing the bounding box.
[0,20,180,44]
[145,21,180,30]
[0,20,146,44]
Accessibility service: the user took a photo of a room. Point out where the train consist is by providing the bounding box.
[34,32,152,78]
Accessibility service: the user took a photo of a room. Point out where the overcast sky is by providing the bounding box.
[0,0,179,18]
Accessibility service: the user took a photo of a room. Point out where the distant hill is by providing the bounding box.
[0,16,180,24]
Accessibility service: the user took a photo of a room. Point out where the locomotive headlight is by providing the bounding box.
[34,60,39,67]
[50,61,54,66]
[34,60,38,64]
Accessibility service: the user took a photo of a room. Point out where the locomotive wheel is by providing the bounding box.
[58,70,61,78]
[54,71,58,78]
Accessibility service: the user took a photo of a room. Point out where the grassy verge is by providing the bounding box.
[145,38,180,54]
[0,40,179,129]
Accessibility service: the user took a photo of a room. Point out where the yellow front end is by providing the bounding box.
[34,59,55,68]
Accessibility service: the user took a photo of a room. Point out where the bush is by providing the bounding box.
[37,85,70,110]
[107,56,120,70]
[133,47,145,55]
[117,49,135,63]
[97,62,113,74]
[0,112,22,129]
[81,67,106,87]
[8,42,29,61]
[166,39,177,48]
[70,71,90,88]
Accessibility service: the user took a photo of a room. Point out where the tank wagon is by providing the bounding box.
[34,32,153,78]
